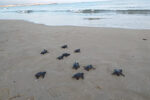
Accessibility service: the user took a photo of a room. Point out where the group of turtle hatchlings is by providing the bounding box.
[35,45,125,80]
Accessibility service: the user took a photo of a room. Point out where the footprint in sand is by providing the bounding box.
[0,88,9,100]
[47,88,63,100]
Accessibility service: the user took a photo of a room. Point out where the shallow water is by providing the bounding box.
[0,0,150,29]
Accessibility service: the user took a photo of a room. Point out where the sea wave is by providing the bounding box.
[7,10,49,14]
[5,9,150,15]
[71,9,150,14]
[16,10,34,13]
[52,9,150,15]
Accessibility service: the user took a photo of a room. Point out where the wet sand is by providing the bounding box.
[0,20,150,100]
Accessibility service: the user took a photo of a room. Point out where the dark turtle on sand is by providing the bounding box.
[57,55,64,60]
[62,53,70,57]
[74,49,80,53]
[84,65,95,71]
[35,71,46,79]
[143,38,147,40]
[57,53,70,60]
[73,62,80,70]
[72,73,84,80]
[112,69,125,77]
[61,45,68,49]
[40,49,48,55]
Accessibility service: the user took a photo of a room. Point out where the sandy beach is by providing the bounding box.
[0,20,150,100]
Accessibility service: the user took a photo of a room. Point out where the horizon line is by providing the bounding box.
[0,3,57,7]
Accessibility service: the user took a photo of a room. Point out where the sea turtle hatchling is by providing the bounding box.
[57,55,64,60]
[57,53,70,60]
[61,45,68,49]
[40,49,48,55]
[72,73,84,80]
[112,69,125,77]
[72,62,80,70]
[35,71,46,79]
[62,53,70,57]
[74,49,80,53]
[143,38,147,40]
[84,65,95,71]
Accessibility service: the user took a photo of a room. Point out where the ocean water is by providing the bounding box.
[0,0,150,29]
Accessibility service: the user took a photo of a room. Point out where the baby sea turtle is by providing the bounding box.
[143,38,147,40]
[112,69,125,77]
[62,53,70,57]
[84,65,95,71]
[72,62,80,70]
[61,45,68,49]
[72,73,84,80]
[57,53,70,60]
[35,71,46,79]
[74,49,80,53]
[40,49,48,55]
[57,55,64,60]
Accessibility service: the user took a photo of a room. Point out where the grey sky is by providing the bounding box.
[0,0,105,5]
[0,0,53,5]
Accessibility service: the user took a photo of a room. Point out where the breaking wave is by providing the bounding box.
[5,9,150,15]
[16,10,48,13]
[69,9,150,14]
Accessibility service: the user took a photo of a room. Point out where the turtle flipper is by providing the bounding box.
[121,73,125,77]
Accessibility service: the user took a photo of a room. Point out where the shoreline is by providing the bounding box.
[1,19,150,30]
[0,20,150,100]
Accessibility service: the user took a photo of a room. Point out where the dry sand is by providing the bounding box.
[0,20,150,100]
